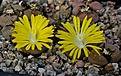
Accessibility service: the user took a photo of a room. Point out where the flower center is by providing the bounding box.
[29,28,37,44]
[74,33,86,48]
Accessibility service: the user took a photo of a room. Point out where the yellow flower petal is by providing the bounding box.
[77,48,81,59]
[77,17,80,32]
[62,45,76,53]
[83,47,89,57]
[31,14,35,29]
[41,43,51,49]
[81,16,87,33]
[31,44,35,50]
[26,44,32,50]
[61,22,75,36]
[72,48,78,62]
[73,16,77,32]
[15,42,29,49]
[69,47,76,56]
[36,42,42,50]
[83,17,92,33]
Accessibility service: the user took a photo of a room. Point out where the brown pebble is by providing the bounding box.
[88,50,108,66]
[75,60,84,68]
[110,48,121,62]
[105,63,114,71]
[89,1,102,10]
[50,3,55,9]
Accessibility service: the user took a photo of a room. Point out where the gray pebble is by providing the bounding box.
[38,68,45,73]
[15,65,22,72]
[5,60,12,66]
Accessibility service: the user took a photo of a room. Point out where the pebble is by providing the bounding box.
[37,59,45,67]
[55,69,62,74]
[0,55,3,62]
[112,63,118,72]
[57,73,65,76]
[49,55,56,62]
[52,62,61,69]
[62,63,72,70]
[45,64,54,71]
[84,62,91,68]
[28,55,34,59]
[105,63,114,71]
[5,60,12,67]
[66,68,73,76]
[86,66,99,76]
[56,51,67,61]
[76,70,83,76]
[75,60,84,68]
[88,50,108,66]
[44,70,56,76]
[89,1,102,10]
[15,65,22,72]
[110,46,121,62]
[48,0,54,4]
[72,67,78,74]
[38,68,45,73]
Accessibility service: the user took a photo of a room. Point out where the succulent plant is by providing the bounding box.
[12,14,54,51]
[56,16,105,62]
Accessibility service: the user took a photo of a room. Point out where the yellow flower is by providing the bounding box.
[56,16,105,62]
[12,14,54,51]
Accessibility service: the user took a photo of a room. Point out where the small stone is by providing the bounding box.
[6,67,14,73]
[76,70,83,76]
[56,51,67,61]
[88,50,108,66]
[87,66,99,76]
[15,65,22,72]
[44,70,56,76]
[72,67,78,74]
[37,73,43,76]
[55,69,62,74]
[40,53,47,59]
[52,62,61,69]
[105,63,114,71]
[28,55,34,59]
[38,59,45,67]
[38,68,45,73]
[0,55,3,62]
[75,60,84,68]
[84,62,91,68]
[1,25,13,40]
[112,63,118,72]
[29,70,37,76]
[48,0,54,4]
[63,63,72,70]
[19,70,26,74]
[49,55,56,61]
[57,73,65,76]
[45,64,54,71]
[89,1,102,10]
[87,12,99,23]
[0,63,6,67]
[72,6,80,15]
[5,60,12,66]
[55,6,60,10]
[119,62,121,67]
[110,46,121,62]
[66,69,73,76]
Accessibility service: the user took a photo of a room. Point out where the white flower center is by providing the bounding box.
[29,29,37,44]
[74,33,86,48]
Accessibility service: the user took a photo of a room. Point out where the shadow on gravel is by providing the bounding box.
[0,72,32,76]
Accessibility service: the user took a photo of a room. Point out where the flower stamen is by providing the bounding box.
[74,33,86,48]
